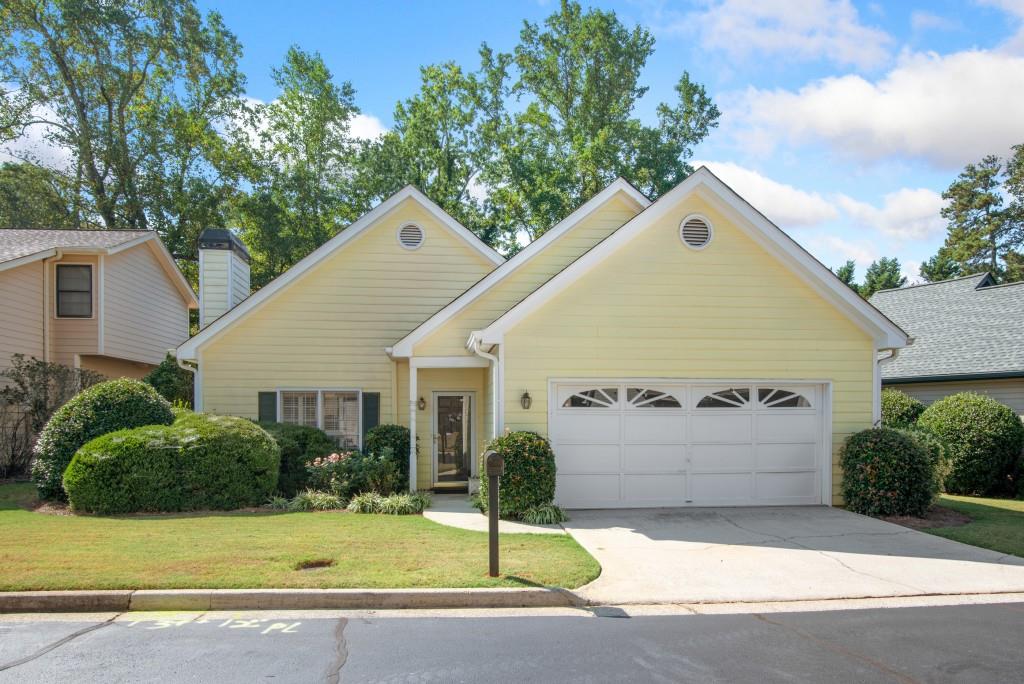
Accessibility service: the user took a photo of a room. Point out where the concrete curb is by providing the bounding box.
[0,588,581,613]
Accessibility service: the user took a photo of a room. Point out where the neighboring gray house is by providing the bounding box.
[870,273,1024,415]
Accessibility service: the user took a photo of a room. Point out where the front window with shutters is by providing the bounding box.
[280,390,361,449]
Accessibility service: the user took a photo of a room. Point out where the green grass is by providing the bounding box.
[929,494,1024,558]
[0,483,599,591]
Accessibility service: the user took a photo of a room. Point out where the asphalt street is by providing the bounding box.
[0,602,1022,683]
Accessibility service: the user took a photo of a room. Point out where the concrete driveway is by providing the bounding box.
[563,506,1024,605]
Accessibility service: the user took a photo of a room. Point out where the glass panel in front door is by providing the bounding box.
[436,395,470,482]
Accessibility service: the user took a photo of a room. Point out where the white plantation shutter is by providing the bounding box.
[281,392,318,428]
[323,391,360,449]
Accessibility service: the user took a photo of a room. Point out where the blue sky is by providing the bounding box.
[34,1,1024,279]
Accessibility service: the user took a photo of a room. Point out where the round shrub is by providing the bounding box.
[881,388,925,428]
[364,424,411,483]
[63,413,280,514]
[258,422,334,497]
[143,353,194,406]
[31,378,174,500]
[479,431,557,518]
[840,427,936,516]
[917,392,1024,495]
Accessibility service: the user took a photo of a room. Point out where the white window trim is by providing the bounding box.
[276,388,363,449]
[53,261,96,320]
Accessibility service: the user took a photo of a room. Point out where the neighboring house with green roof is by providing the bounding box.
[870,273,1024,416]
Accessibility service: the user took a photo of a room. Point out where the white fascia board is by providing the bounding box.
[177,186,494,360]
[410,355,490,369]
[0,249,57,273]
[391,179,650,357]
[478,167,909,348]
[105,232,156,255]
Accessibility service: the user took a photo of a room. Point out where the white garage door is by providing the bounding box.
[550,382,825,508]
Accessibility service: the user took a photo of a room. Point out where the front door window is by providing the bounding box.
[435,394,471,483]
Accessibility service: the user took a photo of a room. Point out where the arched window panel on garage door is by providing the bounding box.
[756,387,813,409]
[560,387,619,408]
[626,387,683,408]
[695,387,751,409]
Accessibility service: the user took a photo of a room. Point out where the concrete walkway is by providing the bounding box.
[563,506,1024,605]
[422,495,566,535]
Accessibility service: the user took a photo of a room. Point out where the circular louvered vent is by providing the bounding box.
[679,215,712,250]
[397,223,424,250]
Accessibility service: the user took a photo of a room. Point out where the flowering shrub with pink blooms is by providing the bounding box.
[306,451,359,496]
[305,447,403,499]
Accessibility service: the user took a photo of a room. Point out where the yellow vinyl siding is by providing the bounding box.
[0,261,45,373]
[414,193,641,356]
[887,379,1024,417]
[104,243,190,365]
[396,365,486,490]
[200,198,495,424]
[499,195,874,506]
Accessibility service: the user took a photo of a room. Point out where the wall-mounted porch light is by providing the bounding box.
[520,391,532,410]
[418,397,426,411]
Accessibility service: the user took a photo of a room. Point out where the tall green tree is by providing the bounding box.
[832,259,859,295]
[0,162,80,229]
[862,257,906,297]
[930,150,1023,283]
[234,46,360,288]
[353,61,502,244]
[480,1,719,246]
[0,0,247,278]
[919,247,963,283]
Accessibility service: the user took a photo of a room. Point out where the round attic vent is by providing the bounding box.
[679,215,712,250]
[397,223,424,250]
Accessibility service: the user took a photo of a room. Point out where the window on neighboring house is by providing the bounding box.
[280,390,361,449]
[56,264,92,318]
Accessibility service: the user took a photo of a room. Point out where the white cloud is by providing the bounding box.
[811,235,879,267]
[727,49,1024,167]
[0,97,75,171]
[836,188,946,239]
[349,113,387,140]
[685,0,892,69]
[694,160,838,226]
[910,11,957,32]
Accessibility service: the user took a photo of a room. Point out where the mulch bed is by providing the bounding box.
[882,506,972,530]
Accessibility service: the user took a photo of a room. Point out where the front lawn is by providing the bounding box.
[0,483,599,591]
[928,495,1024,558]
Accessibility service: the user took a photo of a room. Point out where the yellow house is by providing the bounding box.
[176,169,908,508]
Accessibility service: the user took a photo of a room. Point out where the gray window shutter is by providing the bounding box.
[258,392,277,423]
[361,392,380,449]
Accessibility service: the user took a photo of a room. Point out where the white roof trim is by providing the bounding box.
[0,233,196,308]
[390,178,650,357]
[477,167,909,349]
[178,185,503,360]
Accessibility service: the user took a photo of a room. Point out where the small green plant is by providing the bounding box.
[143,353,194,406]
[519,504,568,525]
[288,489,344,512]
[410,491,432,512]
[363,424,413,487]
[265,495,290,510]
[881,388,925,428]
[347,491,384,513]
[374,492,432,515]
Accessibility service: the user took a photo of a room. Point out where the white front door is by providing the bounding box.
[433,392,473,486]
[550,381,826,508]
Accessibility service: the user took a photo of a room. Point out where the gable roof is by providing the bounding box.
[177,185,504,360]
[389,178,650,357]
[474,167,909,349]
[0,228,197,307]
[870,273,1024,382]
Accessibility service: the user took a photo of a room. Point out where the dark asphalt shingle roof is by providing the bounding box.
[0,229,152,264]
[870,273,1024,381]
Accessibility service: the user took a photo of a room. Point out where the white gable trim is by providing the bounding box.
[177,186,503,360]
[477,167,909,349]
[390,178,649,357]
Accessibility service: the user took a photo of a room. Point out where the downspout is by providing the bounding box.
[175,351,198,408]
[470,335,500,439]
[874,339,912,426]
[42,249,63,362]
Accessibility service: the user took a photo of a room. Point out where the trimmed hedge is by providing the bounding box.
[479,431,557,518]
[840,427,936,516]
[917,392,1024,495]
[881,388,925,428]
[63,413,280,514]
[258,422,334,497]
[31,378,174,500]
[364,424,411,486]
